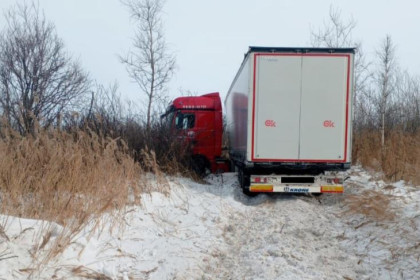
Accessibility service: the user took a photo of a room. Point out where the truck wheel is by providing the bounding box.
[191,156,207,176]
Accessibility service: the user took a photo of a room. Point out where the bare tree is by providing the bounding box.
[120,0,176,130]
[398,74,420,132]
[384,69,420,133]
[375,35,396,150]
[89,82,124,136]
[310,6,356,48]
[310,6,372,132]
[0,2,89,135]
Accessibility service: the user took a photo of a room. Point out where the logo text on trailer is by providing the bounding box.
[284,186,309,193]
[323,120,335,128]
[265,120,276,127]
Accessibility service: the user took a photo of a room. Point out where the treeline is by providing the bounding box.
[0,2,190,174]
[312,7,420,184]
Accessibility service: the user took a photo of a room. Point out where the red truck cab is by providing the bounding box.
[161,92,229,174]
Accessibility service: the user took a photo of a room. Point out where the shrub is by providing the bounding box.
[353,129,420,185]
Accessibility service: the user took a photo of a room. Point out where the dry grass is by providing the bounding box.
[353,130,420,185]
[0,127,143,222]
[0,125,149,269]
[71,266,113,280]
[344,189,397,222]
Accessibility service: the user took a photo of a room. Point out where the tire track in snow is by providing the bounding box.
[202,174,359,280]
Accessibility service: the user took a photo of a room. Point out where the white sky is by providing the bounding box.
[0,0,419,105]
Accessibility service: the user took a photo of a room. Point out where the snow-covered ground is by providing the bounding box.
[1,167,419,279]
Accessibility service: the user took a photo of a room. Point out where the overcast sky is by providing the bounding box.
[0,0,419,105]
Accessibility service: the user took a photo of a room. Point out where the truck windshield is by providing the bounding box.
[161,111,175,129]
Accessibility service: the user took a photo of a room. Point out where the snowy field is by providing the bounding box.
[1,166,419,279]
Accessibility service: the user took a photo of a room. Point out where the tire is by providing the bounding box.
[191,156,207,176]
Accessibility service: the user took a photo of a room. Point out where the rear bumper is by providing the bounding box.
[249,184,344,193]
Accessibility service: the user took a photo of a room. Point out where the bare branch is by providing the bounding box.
[120,0,176,129]
[310,6,357,48]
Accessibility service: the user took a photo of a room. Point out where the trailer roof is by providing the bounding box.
[248,46,356,54]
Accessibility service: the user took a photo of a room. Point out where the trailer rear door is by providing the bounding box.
[253,55,301,160]
[252,53,351,163]
[299,56,349,161]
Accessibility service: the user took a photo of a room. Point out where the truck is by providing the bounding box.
[161,92,230,174]
[162,46,355,195]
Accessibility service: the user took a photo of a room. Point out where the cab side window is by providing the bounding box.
[175,113,195,129]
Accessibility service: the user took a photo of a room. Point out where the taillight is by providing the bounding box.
[321,185,344,193]
[326,177,343,184]
[252,177,268,183]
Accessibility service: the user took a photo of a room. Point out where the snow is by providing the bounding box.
[1,167,419,279]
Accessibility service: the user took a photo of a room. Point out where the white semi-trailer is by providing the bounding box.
[225,47,355,195]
